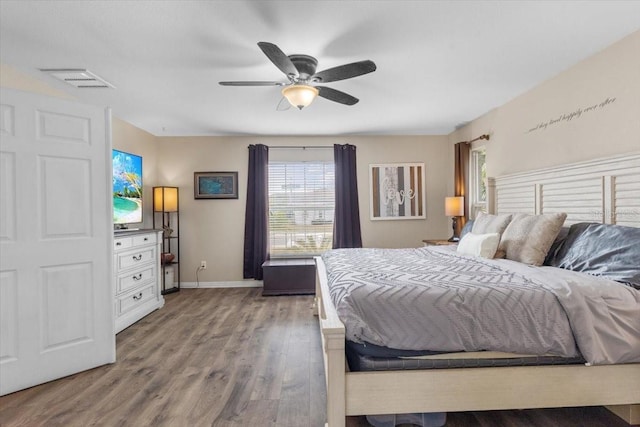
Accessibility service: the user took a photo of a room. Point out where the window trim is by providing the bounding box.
[469,147,487,219]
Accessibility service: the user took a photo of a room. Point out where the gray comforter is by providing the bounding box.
[322,246,640,365]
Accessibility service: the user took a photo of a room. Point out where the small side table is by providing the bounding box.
[422,239,457,247]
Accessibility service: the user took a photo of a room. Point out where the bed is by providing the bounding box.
[314,152,640,426]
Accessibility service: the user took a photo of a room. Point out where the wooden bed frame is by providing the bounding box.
[314,152,640,426]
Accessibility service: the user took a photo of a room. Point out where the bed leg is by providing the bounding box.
[606,404,640,425]
[324,332,346,427]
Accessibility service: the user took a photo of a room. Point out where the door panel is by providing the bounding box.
[36,110,91,145]
[39,156,92,238]
[0,151,16,242]
[0,270,18,363]
[40,262,93,351]
[0,88,115,396]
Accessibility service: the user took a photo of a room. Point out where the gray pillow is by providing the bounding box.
[549,222,640,288]
[460,220,474,240]
[498,213,567,266]
[543,225,572,266]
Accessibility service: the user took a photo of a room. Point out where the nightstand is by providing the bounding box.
[422,239,457,247]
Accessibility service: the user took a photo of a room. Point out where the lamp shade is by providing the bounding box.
[282,84,319,110]
[445,196,464,217]
[154,187,178,212]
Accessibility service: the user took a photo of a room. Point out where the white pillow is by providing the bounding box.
[457,232,501,259]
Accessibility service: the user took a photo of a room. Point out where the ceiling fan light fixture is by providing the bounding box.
[282,84,319,110]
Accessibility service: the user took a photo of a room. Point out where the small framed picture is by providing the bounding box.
[194,171,238,199]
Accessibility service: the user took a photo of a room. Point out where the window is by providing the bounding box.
[268,161,335,257]
[470,148,487,218]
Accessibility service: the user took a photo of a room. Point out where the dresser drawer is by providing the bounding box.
[116,246,156,271]
[113,237,132,251]
[133,233,156,246]
[114,232,156,252]
[116,265,156,294]
[117,283,156,315]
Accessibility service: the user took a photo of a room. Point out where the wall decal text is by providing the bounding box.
[526,97,616,134]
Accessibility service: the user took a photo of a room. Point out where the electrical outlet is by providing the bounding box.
[200,260,207,269]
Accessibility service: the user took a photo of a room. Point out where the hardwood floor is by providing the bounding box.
[0,288,632,427]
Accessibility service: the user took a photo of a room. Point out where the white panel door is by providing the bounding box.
[0,88,115,395]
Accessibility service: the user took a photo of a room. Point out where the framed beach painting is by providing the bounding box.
[194,171,238,199]
[369,163,425,220]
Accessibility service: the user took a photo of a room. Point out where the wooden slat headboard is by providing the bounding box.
[488,152,640,228]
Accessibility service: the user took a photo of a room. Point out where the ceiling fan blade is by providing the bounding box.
[219,81,286,86]
[312,60,376,83]
[257,42,299,78]
[316,86,359,106]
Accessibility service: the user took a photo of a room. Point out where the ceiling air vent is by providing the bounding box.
[40,68,115,89]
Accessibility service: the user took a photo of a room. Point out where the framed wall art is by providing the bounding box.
[194,171,238,199]
[369,163,425,220]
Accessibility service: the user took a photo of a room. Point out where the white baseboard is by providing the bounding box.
[181,280,263,289]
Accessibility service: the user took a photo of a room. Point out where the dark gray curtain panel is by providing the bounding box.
[333,144,362,249]
[243,144,269,279]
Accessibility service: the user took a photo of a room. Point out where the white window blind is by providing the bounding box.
[268,161,335,257]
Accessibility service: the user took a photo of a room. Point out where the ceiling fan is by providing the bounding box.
[219,42,377,110]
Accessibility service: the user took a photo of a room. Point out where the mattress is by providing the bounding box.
[345,340,586,372]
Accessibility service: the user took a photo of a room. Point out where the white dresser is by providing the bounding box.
[113,230,164,333]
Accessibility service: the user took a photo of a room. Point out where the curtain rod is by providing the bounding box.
[462,134,490,145]
[269,145,333,149]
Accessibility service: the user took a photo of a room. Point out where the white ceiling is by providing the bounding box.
[1,1,639,137]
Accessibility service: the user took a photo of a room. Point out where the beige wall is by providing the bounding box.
[156,136,450,282]
[449,30,640,181]
[0,64,74,100]
[7,31,637,284]
[1,66,451,283]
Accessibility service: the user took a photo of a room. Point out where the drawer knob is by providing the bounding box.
[132,292,143,301]
[132,273,142,281]
[143,237,148,241]
[132,254,142,261]
[116,242,121,246]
